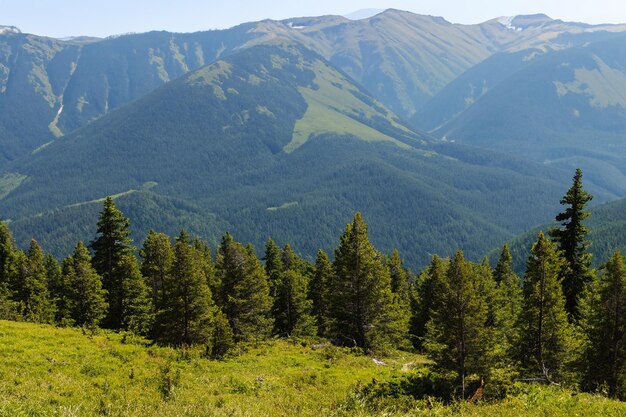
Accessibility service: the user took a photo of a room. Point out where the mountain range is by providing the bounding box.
[1,10,626,268]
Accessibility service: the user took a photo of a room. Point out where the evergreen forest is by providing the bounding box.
[2,168,626,414]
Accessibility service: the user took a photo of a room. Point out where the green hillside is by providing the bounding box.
[431,33,626,200]
[0,43,570,268]
[1,320,625,416]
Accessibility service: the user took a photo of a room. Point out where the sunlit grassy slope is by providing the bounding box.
[2,320,626,416]
[0,320,422,416]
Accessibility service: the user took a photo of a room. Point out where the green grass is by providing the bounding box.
[0,320,422,416]
[285,60,412,153]
[1,320,625,416]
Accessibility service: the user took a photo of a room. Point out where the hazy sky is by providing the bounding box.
[2,0,626,38]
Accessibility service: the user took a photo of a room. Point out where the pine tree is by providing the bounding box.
[4,240,55,323]
[330,213,406,352]
[156,230,215,346]
[140,230,173,315]
[582,251,626,398]
[24,240,55,323]
[410,255,447,350]
[0,223,17,319]
[270,244,315,337]
[310,249,334,337]
[90,197,134,329]
[192,237,218,298]
[118,254,153,335]
[424,251,492,398]
[208,309,235,359]
[64,242,108,328]
[216,233,273,342]
[550,168,594,319]
[492,245,522,359]
[46,254,72,325]
[516,232,571,382]
[0,222,15,284]
[264,238,283,299]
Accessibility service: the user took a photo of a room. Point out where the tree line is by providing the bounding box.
[0,169,625,400]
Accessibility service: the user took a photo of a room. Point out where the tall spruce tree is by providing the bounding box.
[64,242,108,328]
[516,232,571,382]
[492,245,522,360]
[216,233,273,342]
[140,230,173,315]
[309,249,334,337]
[330,213,406,352]
[0,222,15,284]
[424,251,492,398]
[271,244,315,337]
[410,255,447,350]
[582,251,626,398]
[91,197,134,329]
[24,240,55,323]
[387,249,411,306]
[550,168,593,319]
[156,230,215,346]
[264,238,283,299]
[46,254,72,325]
[117,254,153,335]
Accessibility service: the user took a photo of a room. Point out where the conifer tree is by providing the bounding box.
[4,240,55,323]
[216,233,273,342]
[208,309,235,359]
[24,240,55,323]
[140,230,173,314]
[330,213,406,352]
[410,255,447,350]
[550,168,593,319]
[46,254,72,325]
[270,244,315,337]
[0,222,15,284]
[264,238,283,298]
[192,237,218,297]
[118,254,153,335]
[90,197,134,329]
[64,242,108,328]
[491,245,522,361]
[424,251,492,398]
[582,251,626,398]
[387,250,411,304]
[310,249,334,337]
[0,222,16,319]
[156,230,215,346]
[516,232,571,382]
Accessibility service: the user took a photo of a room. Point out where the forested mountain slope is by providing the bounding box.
[0,43,568,268]
[2,11,625,163]
[425,33,626,200]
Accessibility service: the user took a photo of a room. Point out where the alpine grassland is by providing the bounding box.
[2,320,626,416]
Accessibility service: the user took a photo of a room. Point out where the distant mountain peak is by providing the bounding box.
[0,25,21,35]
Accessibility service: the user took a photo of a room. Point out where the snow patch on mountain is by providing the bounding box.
[497,17,522,31]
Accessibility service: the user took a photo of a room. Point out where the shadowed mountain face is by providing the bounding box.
[420,33,626,200]
[0,43,569,268]
[2,10,626,164]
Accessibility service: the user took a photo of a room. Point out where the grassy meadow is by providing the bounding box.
[1,320,626,416]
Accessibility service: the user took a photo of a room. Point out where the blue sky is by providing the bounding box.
[2,0,626,38]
